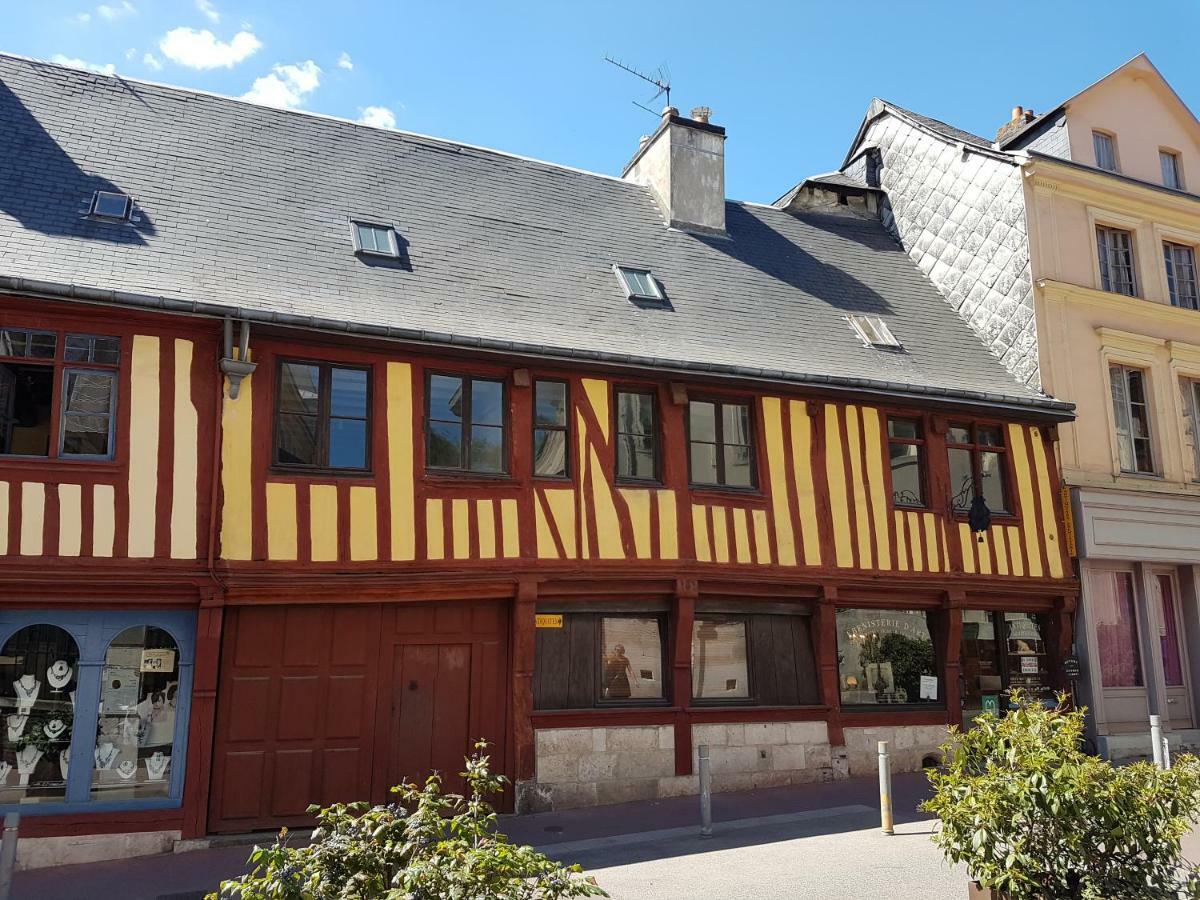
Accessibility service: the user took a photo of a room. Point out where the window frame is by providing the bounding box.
[1092,130,1119,172]
[0,327,122,462]
[423,370,510,476]
[272,358,373,474]
[1096,224,1138,296]
[686,396,758,491]
[1160,148,1184,190]
[594,613,671,708]
[531,378,571,480]
[1108,363,1156,475]
[613,386,662,485]
[836,606,943,711]
[945,421,1014,517]
[88,190,132,221]
[689,613,754,705]
[613,265,665,303]
[1186,378,1200,482]
[350,220,399,258]
[846,314,902,350]
[1164,241,1199,311]
[885,415,927,509]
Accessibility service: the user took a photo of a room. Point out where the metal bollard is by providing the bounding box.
[878,741,894,835]
[1163,737,1172,770]
[0,811,20,900]
[698,744,712,837]
[1151,715,1164,769]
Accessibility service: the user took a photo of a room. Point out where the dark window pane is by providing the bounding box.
[61,371,115,457]
[947,424,971,445]
[471,380,504,427]
[979,451,1007,512]
[949,447,973,511]
[617,392,654,436]
[690,441,718,485]
[534,382,567,427]
[888,418,920,440]
[276,413,319,465]
[330,368,367,418]
[0,330,28,357]
[600,617,664,701]
[691,618,749,699]
[890,442,923,506]
[469,424,504,472]
[427,421,462,468]
[64,335,91,361]
[329,418,367,469]
[533,428,567,477]
[723,444,753,487]
[836,608,937,705]
[429,375,464,422]
[62,416,111,455]
[722,403,751,445]
[28,333,56,359]
[689,401,716,443]
[0,364,53,456]
[977,425,1004,447]
[279,363,320,415]
[618,435,656,479]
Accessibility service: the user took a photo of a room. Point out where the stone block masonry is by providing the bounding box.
[841,724,949,777]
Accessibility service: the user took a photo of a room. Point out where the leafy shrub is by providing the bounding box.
[212,741,606,900]
[923,691,1200,899]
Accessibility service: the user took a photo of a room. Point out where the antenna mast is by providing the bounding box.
[603,55,672,116]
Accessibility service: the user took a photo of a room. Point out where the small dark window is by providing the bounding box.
[1093,131,1118,172]
[1097,225,1137,296]
[947,423,1010,514]
[615,389,659,482]
[533,612,668,709]
[1164,242,1199,310]
[274,361,371,471]
[1161,150,1184,190]
[688,399,755,488]
[887,417,925,507]
[426,373,506,474]
[351,221,397,257]
[90,191,131,220]
[532,380,569,478]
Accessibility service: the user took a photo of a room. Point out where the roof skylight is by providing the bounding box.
[352,221,399,257]
[89,191,131,220]
[614,265,664,302]
[846,314,902,350]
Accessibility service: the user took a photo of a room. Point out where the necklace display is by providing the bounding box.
[94,742,119,770]
[43,718,66,741]
[145,752,170,781]
[16,745,43,784]
[5,715,26,742]
[116,760,137,780]
[59,750,70,780]
[46,660,72,691]
[13,675,39,713]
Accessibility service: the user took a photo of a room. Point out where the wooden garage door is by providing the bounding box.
[209,602,509,834]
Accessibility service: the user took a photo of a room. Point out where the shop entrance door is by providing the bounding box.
[960,610,1052,725]
[1153,572,1193,730]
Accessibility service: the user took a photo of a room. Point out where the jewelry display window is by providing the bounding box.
[0,610,194,816]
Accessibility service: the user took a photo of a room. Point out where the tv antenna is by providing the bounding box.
[603,55,672,116]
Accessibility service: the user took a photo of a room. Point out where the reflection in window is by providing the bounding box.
[274,361,370,470]
[887,418,925,507]
[615,390,658,481]
[599,617,664,702]
[426,374,506,473]
[836,609,937,706]
[947,424,1009,514]
[691,617,750,699]
[92,627,179,800]
[0,626,79,804]
[688,400,754,488]
[532,381,569,477]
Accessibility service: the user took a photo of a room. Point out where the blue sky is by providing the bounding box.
[6,0,1200,203]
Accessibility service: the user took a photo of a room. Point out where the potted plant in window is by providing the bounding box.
[923,691,1200,899]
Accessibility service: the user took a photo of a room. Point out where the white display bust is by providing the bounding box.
[5,715,26,743]
[15,745,42,785]
[13,674,39,713]
[94,741,119,771]
[145,751,170,781]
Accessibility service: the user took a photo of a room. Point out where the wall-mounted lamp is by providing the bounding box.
[220,317,257,400]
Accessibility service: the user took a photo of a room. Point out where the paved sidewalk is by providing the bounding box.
[12,773,940,900]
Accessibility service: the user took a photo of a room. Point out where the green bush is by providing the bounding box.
[212,741,606,900]
[922,691,1200,899]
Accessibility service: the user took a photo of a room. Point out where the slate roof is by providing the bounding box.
[0,54,1069,415]
[877,100,994,150]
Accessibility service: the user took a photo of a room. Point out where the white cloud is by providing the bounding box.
[97,1,135,20]
[196,0,220,23]
[143,52,162,71]
[159,27,261,69]
[337,52,353,71]
[72,12,92,25]
[52,54,116,75]
[125,47,137,60]
[242,61,321,109]
[358,105,396,130]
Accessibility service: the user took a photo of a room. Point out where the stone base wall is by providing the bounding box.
[518,720,835,813]
[842,724,950,777]
[15,829,180,871]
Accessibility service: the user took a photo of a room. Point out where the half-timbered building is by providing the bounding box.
[0,54,1077,859]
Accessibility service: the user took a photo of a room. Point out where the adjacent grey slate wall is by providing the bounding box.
[848,113,1040,389]
[1008,110,1071,159]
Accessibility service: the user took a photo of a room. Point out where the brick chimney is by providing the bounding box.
[622,105,726,235]
[995,105,1036,143]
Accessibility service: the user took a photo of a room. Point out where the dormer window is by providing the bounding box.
[89,191,131,220]
[846,314,902,350]
[351,221,399,257]
[614,265,664,302]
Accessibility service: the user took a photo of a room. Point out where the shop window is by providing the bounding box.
[426,373,507,474]
[92,627,179,801]
[274,360,371,471]
[887,417,925,507]
[532,380,569,478]
[961,610,1052,719]
[0,626,79,805]
[691,612,820,706]
[837,609,938,707]
[533,612,667,710]
[688,399,755,488]
[947,423,1009,514]
[0,328,119,459]
[615,390,659,482]
[1109,365,1155,475]
[1094,572,1143,689]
